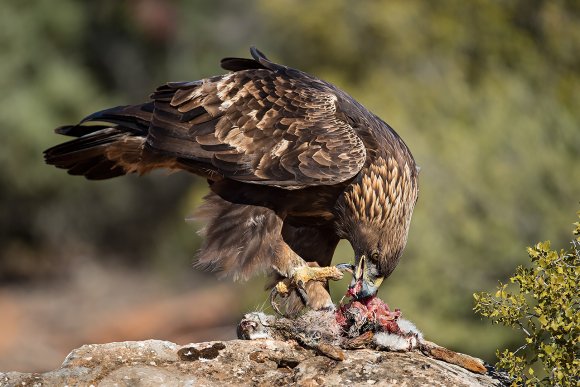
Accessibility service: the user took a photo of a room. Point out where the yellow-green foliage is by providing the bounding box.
[474,211,580,386]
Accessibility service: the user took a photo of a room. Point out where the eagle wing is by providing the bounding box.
[147,48,367,189]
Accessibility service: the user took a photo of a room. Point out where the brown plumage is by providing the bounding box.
[44,48,419,312]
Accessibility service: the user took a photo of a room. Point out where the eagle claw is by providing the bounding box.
[270,265,345,316]
[336,263,355,273]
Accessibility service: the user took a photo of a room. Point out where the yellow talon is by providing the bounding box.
[275,280,290,296]
[293,265,344,285]
[270,265,345,316]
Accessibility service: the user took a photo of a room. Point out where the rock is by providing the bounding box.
[1,339,506,386]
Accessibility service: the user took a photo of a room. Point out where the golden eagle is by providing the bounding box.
[44,48,419,314]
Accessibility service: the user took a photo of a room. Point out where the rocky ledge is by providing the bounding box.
[1,338,507,386]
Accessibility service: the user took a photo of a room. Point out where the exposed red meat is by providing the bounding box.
[336,295,401,336]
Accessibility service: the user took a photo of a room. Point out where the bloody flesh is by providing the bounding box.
[336,295,401,335]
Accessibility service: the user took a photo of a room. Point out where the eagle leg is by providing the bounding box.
[270,265,345,316]
[291,265,344,289]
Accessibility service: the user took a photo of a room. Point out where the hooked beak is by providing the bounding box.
[345,255,384,299]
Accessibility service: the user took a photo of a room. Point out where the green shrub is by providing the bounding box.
[474,211,579,386]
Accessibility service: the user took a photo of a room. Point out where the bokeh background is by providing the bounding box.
[1,0,578,372]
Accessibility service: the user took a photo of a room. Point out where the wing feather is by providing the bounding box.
[147,50,366,189]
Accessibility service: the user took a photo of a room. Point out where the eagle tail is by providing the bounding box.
[44,103,158,180]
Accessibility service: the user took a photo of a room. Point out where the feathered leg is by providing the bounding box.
[192,192,343,314]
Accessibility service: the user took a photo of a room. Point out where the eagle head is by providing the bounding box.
[343,222,409,299]
[337,156,418,300]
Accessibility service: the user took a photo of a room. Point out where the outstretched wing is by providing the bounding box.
[148,48,366,189]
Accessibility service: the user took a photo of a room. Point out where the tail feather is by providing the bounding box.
[67,157,125,180]
[45,128,134,179]
[44,104,155,180]
[79,103,153,132]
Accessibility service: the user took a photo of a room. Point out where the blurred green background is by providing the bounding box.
[1,0,578,372]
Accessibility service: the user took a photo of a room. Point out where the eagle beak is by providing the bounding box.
[347,255,384,299]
